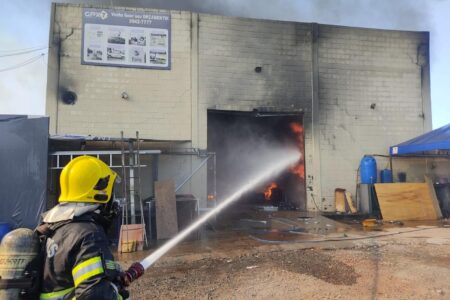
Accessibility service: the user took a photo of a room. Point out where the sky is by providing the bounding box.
[0,0,449,129]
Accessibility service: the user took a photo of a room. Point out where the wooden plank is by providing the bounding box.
[335,188,346,213]
[424,175,443,219]
[374,183,440,221]
[155,179,178,240]
[345,191,358,213]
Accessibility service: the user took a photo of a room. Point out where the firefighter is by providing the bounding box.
[38,155,130,299]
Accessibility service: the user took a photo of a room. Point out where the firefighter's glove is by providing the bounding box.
[119,262,145,287]
[118,286,130,299]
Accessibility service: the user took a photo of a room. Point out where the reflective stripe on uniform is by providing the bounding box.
[105,259,117,270]
[72,256,104,287]
[40,287,74,299]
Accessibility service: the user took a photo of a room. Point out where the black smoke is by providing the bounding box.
[54,0,430,30]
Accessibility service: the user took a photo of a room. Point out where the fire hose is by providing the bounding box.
[120,150,301,287]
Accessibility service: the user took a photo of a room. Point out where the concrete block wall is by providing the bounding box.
[198,15,313,147]
[48,4,431,212]
[317,25,430,210]
[47,4,193,140]
[197,15,316,206]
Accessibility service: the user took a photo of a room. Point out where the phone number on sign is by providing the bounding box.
[129,19,153,25]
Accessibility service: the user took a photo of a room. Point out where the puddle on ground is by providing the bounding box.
[116,210,450,262]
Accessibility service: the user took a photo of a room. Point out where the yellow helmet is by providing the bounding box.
[59,156,117,204]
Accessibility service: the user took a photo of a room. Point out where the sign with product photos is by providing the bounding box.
[81,8,171,69]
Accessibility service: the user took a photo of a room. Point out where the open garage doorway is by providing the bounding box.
[207,109,306,215]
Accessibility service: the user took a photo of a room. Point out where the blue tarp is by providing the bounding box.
[390,123,450,155]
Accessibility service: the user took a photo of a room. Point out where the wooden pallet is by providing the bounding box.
[119,224,145,253]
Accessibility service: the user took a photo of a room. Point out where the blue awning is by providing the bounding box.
[390,123,450,155]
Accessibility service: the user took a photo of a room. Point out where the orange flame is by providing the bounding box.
[264,182,278,200]
[289,122,305,179]
[290,164,305,178]
[290,122,303,134]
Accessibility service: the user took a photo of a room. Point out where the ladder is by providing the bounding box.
[119,131,148,252]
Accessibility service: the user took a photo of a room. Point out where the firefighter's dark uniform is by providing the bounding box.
[39,213,122,300]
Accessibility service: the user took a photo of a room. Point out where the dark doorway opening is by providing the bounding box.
[207,110,306,213]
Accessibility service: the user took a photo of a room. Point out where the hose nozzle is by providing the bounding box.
[122,262,145,286]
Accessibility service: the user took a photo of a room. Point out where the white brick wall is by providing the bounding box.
[47,5,431,211]
[198,15,312,108]
[197,15,314,208]
[317,25,429,210]
[49,5,192,140]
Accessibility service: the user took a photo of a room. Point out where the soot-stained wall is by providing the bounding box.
[48,4,431,211]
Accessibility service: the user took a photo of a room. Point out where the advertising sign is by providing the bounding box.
[82,8,171,69]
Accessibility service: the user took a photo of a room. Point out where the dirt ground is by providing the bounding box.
[120,224,450,299]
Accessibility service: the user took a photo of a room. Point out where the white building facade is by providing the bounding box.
[46,4,431,211]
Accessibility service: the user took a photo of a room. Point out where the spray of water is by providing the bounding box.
[140,148,300,269]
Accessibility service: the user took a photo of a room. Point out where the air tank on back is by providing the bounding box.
[360,156,377,184]
[0,228,40,299]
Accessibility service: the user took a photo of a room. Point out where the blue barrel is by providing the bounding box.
[380,169,393,183]
[360,156,377,184]
[0,223,11,243]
